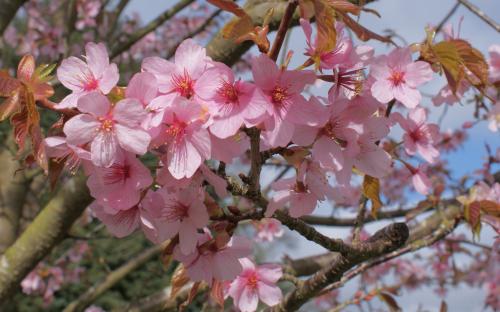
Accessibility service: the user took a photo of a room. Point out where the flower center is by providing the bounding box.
[102,164,130,185]
[165,118,187,144]
[217,80,239,104]
[271,86,289,106]
[83,77,99,91]
[246,272,259,289]
[171,70,194,99]
[389,70,405,86]
[163,201,189,222]
[99,118,114,132]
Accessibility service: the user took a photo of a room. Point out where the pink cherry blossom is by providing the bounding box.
[227,258,282,312]
[142,39,212,99]
[251,54,327,147]
[87,152,153,211]
[254,218,284,242]
[141,187,209,254]
[150,98,210,179]
[266,177,319,218]
[63,92,151,167]
[57,42,119,108]
[370,48,433,108]
[393,107,440,163]
[488,44,500,82]
[407,163,432,195]
[487,101,500,132]
[44,136,91,173]
[174,234,253,283]
[90,201,141,238]
[300,19,352,71]
[196,63,268,139]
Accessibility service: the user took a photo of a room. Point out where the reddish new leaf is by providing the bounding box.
[210,279,225,307]
[379,292,402,312]
[170,264,190,299]
[340,12,393,43]
[207,0,248,18]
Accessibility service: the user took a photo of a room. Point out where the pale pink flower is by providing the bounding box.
[255,218,284,242]
[21,270,44,295]
[196,63,268,138]
[174,234,253,283]
[393,107,440,163]
[251,54,327,147]
[432,80,469,106]
[57,42,119,108]
[141,187,209,254]
[210,131,250,163]
[488,44,500,82]
[142,39,212,99]
[87,152,153,211]
[63,92,151,167]
[150,98,210,179]
[266,177,319,218]
[409,164,432,195]
[300,19,352,71]
[331,185,361,207]
[227,258,282,312]
[125,72,158,107]
[370,48,433,108]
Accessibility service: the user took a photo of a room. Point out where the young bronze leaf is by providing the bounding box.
[329,0,361,15]
[210,279,225,307]
[222,15,254,40]
[452,39,489,87]
[340,12,393,44]
[170,264,190,299]
[314,0,337,53]
[464,201,482,237]
[362,175,383,217]
[207,0,248,18]
[478,200,500,217]
[379,292,402,312]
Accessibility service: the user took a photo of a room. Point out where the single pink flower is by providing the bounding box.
[87,152,153,211]
[227,258,283,312]
[300,19,352,71]
[150,98,210,179]
[196,63,268,139]
[251,54,326,147]
[142,39,212,99]
[125,72,158,107]
[406,163,432,195]
[141,187,209,254]
[370,48,433,108]
[63,92,151,167]
[57,42,119,108]
[210,131,249,164]
[254,218,284,242]
[44,136,91,173]
[266,177,319,218]
[487,101,500,132]
[174,234,253,283]
[393,107,440,163]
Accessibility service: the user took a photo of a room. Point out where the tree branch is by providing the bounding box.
[110,0,195,59]
[458,0,500,33]
[64,242,166,312]
[0,0,28,36]
[0,174,91,303]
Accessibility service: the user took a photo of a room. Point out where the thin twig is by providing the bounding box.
[268,0,298,61]
[458,0,500,33]
[435,2,460,34]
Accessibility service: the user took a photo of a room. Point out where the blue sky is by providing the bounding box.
[125,1,499,311]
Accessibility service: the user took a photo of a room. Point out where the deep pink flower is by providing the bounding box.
[150,98,210,179]
[251,54,326,147]
[227,258,282,312]
[196,63,268,139]
[174,234,253,283]
[63,92,151,167]
[87,152,153,211]
[57,42,119,108]
[393,107,440,163]
[370,48,433,108]
[141,187,209,254]
[142,39,212,99]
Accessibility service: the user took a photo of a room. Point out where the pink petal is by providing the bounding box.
[126,72,158,105]
[188,199,209,228]
[238,287,258,312]
[412,171,431,195]
[370,79,394,104]
[63,114,99,145]
[256,264,282,283]
[174,39,210,79]
[257,282,282,307]
[85,42,110,78]
[179,221,198,254]
[90,201,139,238]
[57,57,89,91]
[251,54,279,91]
[200,165,228,198]
[56,92,82,109]
[91,132,119,167]
[408,107,427,126]
[312,136,344,171]
[189,128,211,160]
[355,147,391,178]
[77,91,110,116]
[210,114,243,139]
[292,125,319,146]
[287,95,328,127]
[114,98,147,125]
[263,119,294,147]
[405,61,433,87]
[115,124,151,155]
[167,140,202,179]
[289,193,317,217]
[98,63,119,94]
[142,56,176,93]
[393,85,421,109]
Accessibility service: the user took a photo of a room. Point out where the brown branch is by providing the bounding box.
[107,0,131,40]
[458,0,500,33]
[268,0,298,61]
[110,0,195,59]
[63,242,166,312]
[0,173,92,303]
[247,127,263,196]
[0,0,28,36]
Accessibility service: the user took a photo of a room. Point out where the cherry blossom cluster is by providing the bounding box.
[39,14,500,310]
